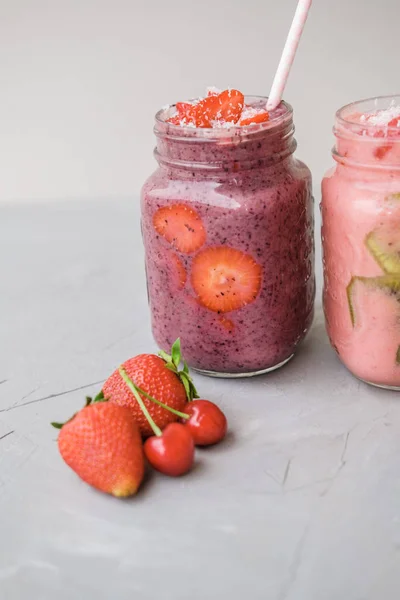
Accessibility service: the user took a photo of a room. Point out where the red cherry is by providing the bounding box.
[144,422,195,477]
[183,400,227,446]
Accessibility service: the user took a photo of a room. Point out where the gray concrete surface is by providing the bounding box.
[1,199,400,599]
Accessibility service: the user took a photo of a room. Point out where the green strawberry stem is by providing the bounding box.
[134,384,190,420]
[51,397,93,429]
[159,338,200,402]
[119,367,162,437]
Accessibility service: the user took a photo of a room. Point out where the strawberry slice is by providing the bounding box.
[207,87,221,97]
[153,204,206,254]
[170,98,218,128]
[216,89,245,124]
[167,114,182,125]
[177,102,197,123]
[167,89,245,128]
[176,102,193,115]
[239,111,270,126]
[371,117,400,151]
[170,252,187,290]
[193,96,220,128]
[374,144,392,159]
[388,118,400,128]
[219,316,235,332]
[191,246,262,313]
[387,118,400,140]
[173,102,197,125]
[167,102,197,126]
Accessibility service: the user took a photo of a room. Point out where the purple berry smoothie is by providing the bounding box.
[141,96,315,376]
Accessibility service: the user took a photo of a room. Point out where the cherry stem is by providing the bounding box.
[118,367,162,437]
[134,385,190,420]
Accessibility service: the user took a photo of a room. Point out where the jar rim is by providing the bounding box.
[155,95,293,141]
[336,94,400,132]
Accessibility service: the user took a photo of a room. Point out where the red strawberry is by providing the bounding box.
[176,102,194,116]
[53,401,144,497]
[103,340,198,437]
[191,246,262,313]
[178,90,245,128]
[167,102,197,125]
[388,118,400,128]
[374,144,392,159]
[153,203,206,254]
[372,117,400,158]
[167,114,182,125]
[193,95,220,128]
[216,89,245,124]
[176,102,198,125]
[118,366,195,476]
[167,89,245,128]
[239,110,270,126]
[104,356,186,437]
[118,372,227,449]
[169,101,208,128]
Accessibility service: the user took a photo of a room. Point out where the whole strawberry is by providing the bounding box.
[102,340,198,437]
[53,400,144,497]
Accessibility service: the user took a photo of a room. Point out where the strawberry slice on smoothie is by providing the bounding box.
[176,102,197,123]
[215,89,245,124]
[239,110,270,126]
[153,204,206,253]
[168,96,219,128]
[191,246,262,313]
[388,117,400,128]
[362,111,400,159]
[194,95,220,128]
[167,89,249,128]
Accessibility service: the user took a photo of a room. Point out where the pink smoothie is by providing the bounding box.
[322,97,400,388]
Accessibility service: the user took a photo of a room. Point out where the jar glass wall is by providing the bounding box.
[322,95,400,389]
[141,97,315,377]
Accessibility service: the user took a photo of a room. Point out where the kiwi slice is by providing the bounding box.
[366,226,400,274]
[365,193,400,274]
[347,274,400,327]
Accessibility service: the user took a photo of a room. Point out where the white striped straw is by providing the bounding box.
[267,0,313,111]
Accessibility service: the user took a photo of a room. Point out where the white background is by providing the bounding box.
[0,0,398,203]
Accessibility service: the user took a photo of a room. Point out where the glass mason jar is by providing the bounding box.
[141,97,315,377]
[322,95,400,390]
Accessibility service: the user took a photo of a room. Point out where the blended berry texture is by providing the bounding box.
[141,99,315,375]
